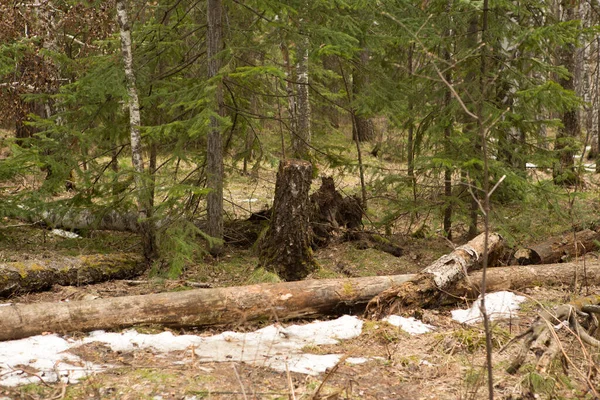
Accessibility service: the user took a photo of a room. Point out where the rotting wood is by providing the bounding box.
[0,254,144,297]
[365,232,504,318]
[513,229,600,265]
[4,260,600,340]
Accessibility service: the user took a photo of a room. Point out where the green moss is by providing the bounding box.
[246,267,281,284]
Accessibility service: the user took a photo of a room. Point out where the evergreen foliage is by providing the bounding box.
[0,0,593,272]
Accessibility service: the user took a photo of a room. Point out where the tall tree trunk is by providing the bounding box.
[116,0,156,262]
[553,1,580,185]
[294,36,311,160]
[206,0,225,255]
[406,44,416,201]
[352,48,375,142]
[443,8,453,240]
[466,17,480,240]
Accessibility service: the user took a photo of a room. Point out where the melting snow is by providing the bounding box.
[50,229,81,239]
[383,316,434,335]
[451,291,526,325]
[0,315,364,386]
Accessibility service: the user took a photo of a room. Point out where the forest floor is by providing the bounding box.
[0,221,599,399]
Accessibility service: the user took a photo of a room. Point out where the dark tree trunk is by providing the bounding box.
[259,159,317,281]
[352,49,375,142]
[206,0,225,255]
[442,0,453,240]
[553,1,580,185]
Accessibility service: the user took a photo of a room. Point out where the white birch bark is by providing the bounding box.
[116,0,155,260]
[294,35,311,160]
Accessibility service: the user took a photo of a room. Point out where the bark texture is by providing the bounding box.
[259,159,316,281]
[0,254,144,298]
[352,48,375,142]
[206,0,225,255]
[366,232,504,317]
[293,36,311,160]
[0,274,414,342]
[454,259,600,300]
[513,229,600,265]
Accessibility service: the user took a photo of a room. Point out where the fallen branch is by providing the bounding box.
[365,232,504,318]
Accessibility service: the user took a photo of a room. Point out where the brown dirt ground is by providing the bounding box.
[0,229,598,400]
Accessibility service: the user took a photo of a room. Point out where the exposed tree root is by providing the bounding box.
[505,294,600,377]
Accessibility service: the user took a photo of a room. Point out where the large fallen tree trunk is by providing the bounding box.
[513,228,600,265]
[0,274,414,341]
[0,254,145,297]
[4,260,600,341]
[366,232,504,318]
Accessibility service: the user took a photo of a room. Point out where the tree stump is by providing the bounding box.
[259,159,317,281]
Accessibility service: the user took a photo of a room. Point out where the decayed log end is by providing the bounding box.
[365,232,504,319]
[364,275,438,318]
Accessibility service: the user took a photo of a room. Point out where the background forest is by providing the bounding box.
[1,0,600,268]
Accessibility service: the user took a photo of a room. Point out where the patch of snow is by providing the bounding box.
[50,229,81,239]
[451,291,526,325]
[383,315,435,335]
[346,357,369,364]
[0,334,106,386]
[0,316,364,385]
[525,162,537,169]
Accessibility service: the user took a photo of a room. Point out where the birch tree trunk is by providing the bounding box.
[206,0,225,255]
[293,36,311,160]
[116,0,156,262]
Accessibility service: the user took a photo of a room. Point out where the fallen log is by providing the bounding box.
[0,254,145,297]
[0,274,414,341]
[366,232,504,318]
[454,259,600,299]
[513,229,600,265]
[3,261,600,341]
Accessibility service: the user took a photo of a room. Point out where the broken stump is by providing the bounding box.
[259,159,317,281]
